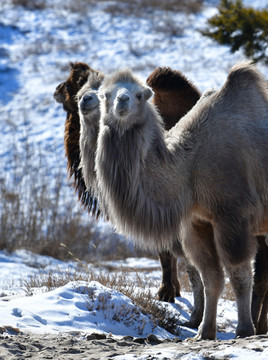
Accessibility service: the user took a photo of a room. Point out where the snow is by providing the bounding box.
[0,249,265,359]
[0,0,268,358]
[0,279,170,338]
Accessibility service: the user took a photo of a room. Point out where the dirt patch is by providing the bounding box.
[0,331,267,359]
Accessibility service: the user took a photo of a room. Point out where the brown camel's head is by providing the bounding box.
[54,62,93,112]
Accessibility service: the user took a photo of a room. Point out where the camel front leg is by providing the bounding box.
[182,219,224,340]
[157,250,180,303]
[184,262,204,329]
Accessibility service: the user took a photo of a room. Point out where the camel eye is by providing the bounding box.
[136,93,142,100]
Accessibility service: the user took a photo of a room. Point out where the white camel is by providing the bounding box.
[95,62,268,340]
[77,71,104,201]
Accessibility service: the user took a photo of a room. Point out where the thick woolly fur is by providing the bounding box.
[54,62,100,213]
[147,67,201,129]
[77,71,104,207]
[96,62,268,339]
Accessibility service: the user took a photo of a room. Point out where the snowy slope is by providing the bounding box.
[0,1,268,358]
[1,0,267,204]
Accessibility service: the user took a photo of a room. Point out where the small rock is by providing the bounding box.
[147,334,162,344]
[122,335,134,342]
[133,337,146,344]
[86,332,107,340]
[173,337,182,343]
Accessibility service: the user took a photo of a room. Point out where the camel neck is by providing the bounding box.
[96,106,191,249]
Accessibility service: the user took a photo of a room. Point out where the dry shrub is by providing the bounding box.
[23,266,181,335]
[11,0,203,15]
[103,0,203,16]
[11,0,46,9]
[0,127,96,261]
[0,120,153,262]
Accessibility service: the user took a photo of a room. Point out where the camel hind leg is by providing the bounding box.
[252,236,268,334]
[257,292,268,334]
[182,219,224,340]
[225,262,255,337]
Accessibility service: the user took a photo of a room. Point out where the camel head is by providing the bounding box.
[77,71,104,121]
[54,62,93,112]
[98,69,153,132]
[78,90,99,117]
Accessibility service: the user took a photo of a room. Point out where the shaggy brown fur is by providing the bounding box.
[147,66,201,129]
[54,62,100,213]
[252,237,268,334]
[96,62,268,339]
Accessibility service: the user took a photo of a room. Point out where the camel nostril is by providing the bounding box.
[117,93,129,101]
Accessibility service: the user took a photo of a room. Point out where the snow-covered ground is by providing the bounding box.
[0,0,268,358]
[0,249,266,360]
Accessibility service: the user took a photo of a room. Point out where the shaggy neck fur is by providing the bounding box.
[96,100,193,250]
[79,110,99,195]
[96,62,268,255]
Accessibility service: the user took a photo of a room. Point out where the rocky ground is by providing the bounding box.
[0,330,267,360]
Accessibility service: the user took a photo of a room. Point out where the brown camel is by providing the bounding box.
[53,61,100,214]
[95,62,268,339]
[252,236,268,334]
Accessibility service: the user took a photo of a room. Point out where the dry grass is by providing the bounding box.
[0,111,155,262]
[11,0,46,9]
[97,0,203,15]
[0,123,149,262]
[11,0,203,15]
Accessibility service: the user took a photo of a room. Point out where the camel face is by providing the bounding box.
[99,79,153,132]
[78,90,99,116]
[113,87,132,118]
[54,82,66,104]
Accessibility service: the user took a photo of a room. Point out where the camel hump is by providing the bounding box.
[146,67,200,95]
[226,61,266,91]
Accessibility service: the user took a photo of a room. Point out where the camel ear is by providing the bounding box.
[143,87,153,101]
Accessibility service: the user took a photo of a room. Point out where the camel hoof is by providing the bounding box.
[235,322,255,338]
[157,284,176,303]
